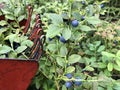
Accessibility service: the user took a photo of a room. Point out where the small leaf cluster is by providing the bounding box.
[0,1,33,59]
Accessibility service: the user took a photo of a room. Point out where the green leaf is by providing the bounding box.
[104,69,112,76]
[47,44,57,52]
[19,35,28,41]
[107,86,113,90]
[15,46,27,54]
[35,79,41,89]
[68,54,81,64]
[61,13,69,20]
[0,27,8,33]
[116,50,120,57]
[94,41,101,47]
[102,51,115,58]
[21,40,33,48]
[46,24,62,38]
[50,67,55,73]
[97,62,106,68]
[84,66,94,71]
[87,5,94,16]
[5,14,15,20]
[60,45,68,57]
[61,76,69,81]
[72,12,81,21]
[18,15,25,22]
[86,57,96,64]
[97,45,105,52]
[5,34,17,45]
[66,66,75,73]
[14,7,21,17]
[98,86,105,90]
[115,59,120,67]
[1,9,11,14]
[113,83,120,90]
[0,20,7,26]
[86,17,101,25]
[107,62,113,71]
[80,25,92,31]
[0,55,6,58]
[0,45,12,54]
[56,57,65,67]
[62,85,67,90]
[62,28,71,40]
[89,44,95,51]
[8,52,17,58]
[72,31,83,42]
[114,64,120,71]
[48,13,63,24]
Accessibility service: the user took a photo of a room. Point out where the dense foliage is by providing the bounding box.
[0,0,120,90]
[0,0,34,59]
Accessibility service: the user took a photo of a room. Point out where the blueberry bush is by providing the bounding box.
[0,0,120,90]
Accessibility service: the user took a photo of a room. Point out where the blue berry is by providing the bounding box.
[71,20,79,27]
[60,36,66,43]
[74,77,82,86]
[65,81,72,88]
[0,26,4,29]
[100,4,104,8]
[48,38,53,41]
[113,40,118,45]
[81,16,85,20]
[81,0,85,5]
[13,42,20,50]
[66,73,72,79]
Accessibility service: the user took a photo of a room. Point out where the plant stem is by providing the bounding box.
[105,38,107,50]
[15,18,22,33]
[53,60,60,90]
[39,70,49,79]
[22,53,29,59]
[55,80,60,90]
[68,1,72,19]
[95,48,97,61]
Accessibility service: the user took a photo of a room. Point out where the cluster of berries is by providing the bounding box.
[65,73,82,88]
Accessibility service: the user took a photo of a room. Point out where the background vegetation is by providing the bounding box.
[0,0,120,90]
